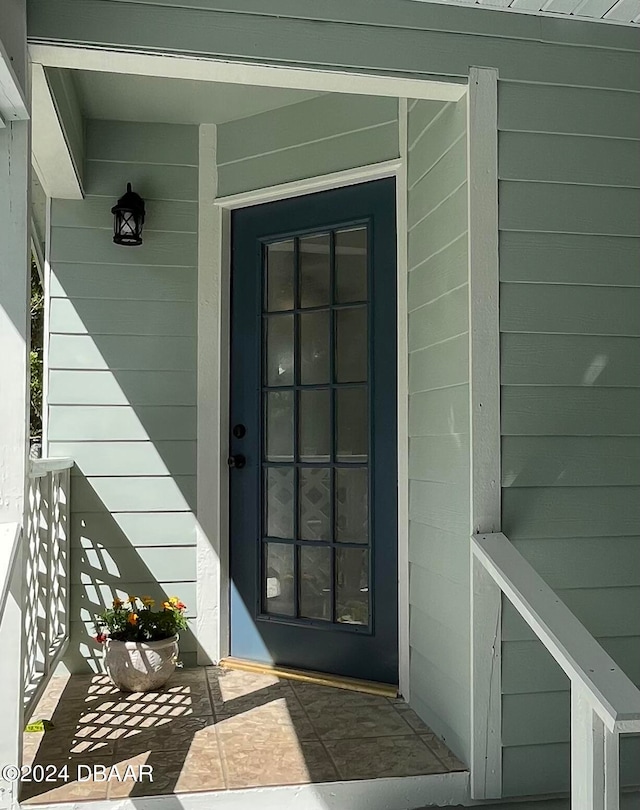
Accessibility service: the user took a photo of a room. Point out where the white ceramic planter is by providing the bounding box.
[104,635,179,692]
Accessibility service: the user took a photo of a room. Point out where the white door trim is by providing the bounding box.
[198,155,411,694]
[467,66,502,800]
[196,123,231,666]
[396,98,410,702]
[213,159,402,210]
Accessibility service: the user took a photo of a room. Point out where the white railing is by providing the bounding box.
[22,457,73,719]
[473,532,640,810]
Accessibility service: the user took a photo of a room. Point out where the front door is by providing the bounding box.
[229,178,397,684]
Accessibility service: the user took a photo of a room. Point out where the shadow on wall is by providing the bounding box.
[66,475,199,673]
[48,243,201,672]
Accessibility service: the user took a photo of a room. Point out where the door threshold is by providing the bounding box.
[219,656,398,698]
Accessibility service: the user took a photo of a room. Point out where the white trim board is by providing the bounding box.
[31,63,82,200]
[28,44,467,102]
[0,36,29,121]
[467,66,502,801]
[24,771,471,810]
[196,123,230,666]
[214,159,402,210]
[396,98,411,703]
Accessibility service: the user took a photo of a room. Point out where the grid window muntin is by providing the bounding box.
[260,223,373,632]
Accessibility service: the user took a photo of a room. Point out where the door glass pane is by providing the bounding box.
[336,388,368,462]
[265,391,293,461]
[300,546,331,620]
[336,547,369,625]
[264,543,295,616]
[299,389,330,462]
[265,314,293,386]
[265,468,294,539]
[258,222,376,633]
[299,468,331,541]
[300,233,330,308]
[336,468,368,543]
[335,307,367,383]
[266,239,294,312]
[336,227,367,304]
[300,310,330,385]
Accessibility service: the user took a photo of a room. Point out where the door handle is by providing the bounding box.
[227,454,246,469]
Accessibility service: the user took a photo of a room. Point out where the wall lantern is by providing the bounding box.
[111,183,145,246]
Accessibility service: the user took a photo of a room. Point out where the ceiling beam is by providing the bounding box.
[31,63,83,200]
[0,35,29,123]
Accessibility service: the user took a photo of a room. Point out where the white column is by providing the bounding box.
[468,65,502,801]
[0,118,30,810]
[0,4,30,806]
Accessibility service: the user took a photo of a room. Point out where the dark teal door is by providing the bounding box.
[229,178,398,684]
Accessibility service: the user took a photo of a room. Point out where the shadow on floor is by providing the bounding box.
[21,666,466,804]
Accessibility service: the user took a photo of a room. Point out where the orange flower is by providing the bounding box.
[127,613,138,626]
[141,596,155,608]
[112,598,124,609]
[128,595,137,606]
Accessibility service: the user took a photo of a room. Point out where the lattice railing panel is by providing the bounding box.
[24,474,49,696]
[23,461,72,712]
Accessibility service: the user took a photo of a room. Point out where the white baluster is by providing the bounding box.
[571,682,619,810]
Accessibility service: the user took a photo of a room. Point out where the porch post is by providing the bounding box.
[0,2,30,807]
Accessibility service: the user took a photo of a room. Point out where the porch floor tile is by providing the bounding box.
[20,667,466,803]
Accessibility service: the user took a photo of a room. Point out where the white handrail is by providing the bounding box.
[28,457,74,477]
[473,533,640,734]
[473,532,640,810]
[0,522,21,620]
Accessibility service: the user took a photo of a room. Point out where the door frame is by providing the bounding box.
[197,147,411,694]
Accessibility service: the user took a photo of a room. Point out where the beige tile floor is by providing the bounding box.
[20,667,466,803]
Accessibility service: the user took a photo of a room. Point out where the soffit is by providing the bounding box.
[72,69,323,125]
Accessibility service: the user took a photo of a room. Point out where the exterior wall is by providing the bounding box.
[406,97,470,762]
[46,119,199,670]
[28,0,640,797]
[216,94,399,196]
[498,81,640,796]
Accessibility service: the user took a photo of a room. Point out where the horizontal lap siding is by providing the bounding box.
[407,97,471,763]
[28,0,640,797]
[216,94,399,196]
[48,120,199,671]
[498,79,640,796]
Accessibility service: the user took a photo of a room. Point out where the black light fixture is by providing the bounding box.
[111,183,145,246]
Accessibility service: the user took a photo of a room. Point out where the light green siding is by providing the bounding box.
[29,0,640,797]
[498,79,640,795]
[47,119,199,671]
[216,94,399,196]
[407,96,470,763]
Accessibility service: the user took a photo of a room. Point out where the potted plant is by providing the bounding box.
[95,595,188,692]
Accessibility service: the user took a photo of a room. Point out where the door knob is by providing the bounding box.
[227,454,246,469]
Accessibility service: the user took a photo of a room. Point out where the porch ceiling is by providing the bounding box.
[71,69,323,125]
